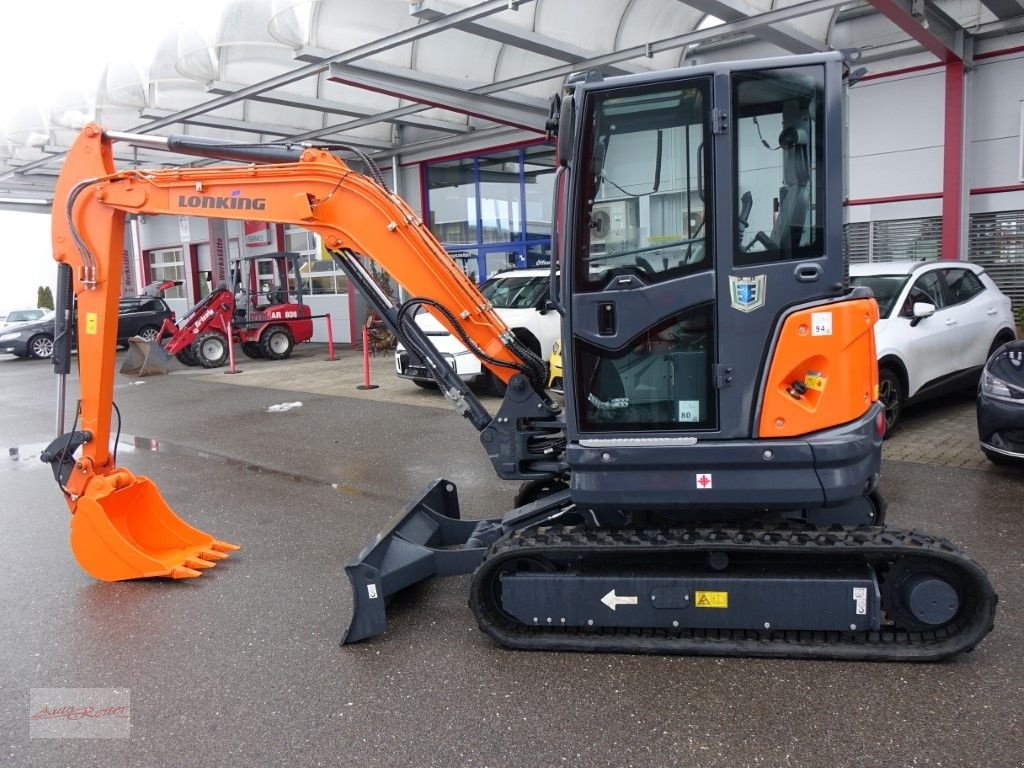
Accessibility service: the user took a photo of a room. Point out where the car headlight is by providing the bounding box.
[981,371,1024,401]
[551,339,561,355]
[0,331,24,341]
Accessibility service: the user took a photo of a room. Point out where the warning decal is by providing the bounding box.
[695,591,728,609]
[85,312,98,335]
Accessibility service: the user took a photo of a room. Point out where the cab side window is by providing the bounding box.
[943,269,985,306]
[899,272,944,317]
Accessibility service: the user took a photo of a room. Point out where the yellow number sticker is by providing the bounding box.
[695,591,728,608]
[85,312,98,335]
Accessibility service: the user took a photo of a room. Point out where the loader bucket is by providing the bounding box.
[69,468,239,581]
[119,337,171,376]
[342,479,502,644]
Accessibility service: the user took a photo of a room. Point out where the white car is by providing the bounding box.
[1,308,52,329]
[849,260,1017,432]
[395,268,560,395]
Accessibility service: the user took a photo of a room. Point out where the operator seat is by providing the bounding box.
[768,126,811,256]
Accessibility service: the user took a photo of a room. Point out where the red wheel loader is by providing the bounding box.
[119,252,313,375]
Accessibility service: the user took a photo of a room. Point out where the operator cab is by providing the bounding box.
[562,58,835,442]
[230,252,306,316]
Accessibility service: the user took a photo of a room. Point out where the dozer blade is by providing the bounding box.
[119,337,171,376]
[342,479,501,644]
[69,468,239,581]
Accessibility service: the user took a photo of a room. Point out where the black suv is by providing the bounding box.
[1,296,176,359]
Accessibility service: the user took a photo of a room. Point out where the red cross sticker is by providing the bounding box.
[696,473,713,489]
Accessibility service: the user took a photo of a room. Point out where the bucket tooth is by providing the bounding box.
[185,558,215,570]
[170,566,203,579]
[199,549,228,561]
[211,540,240,552]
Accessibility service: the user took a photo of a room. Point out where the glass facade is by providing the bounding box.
[147,248,186,298]
[286,225,349,295]
[425,144,556,283]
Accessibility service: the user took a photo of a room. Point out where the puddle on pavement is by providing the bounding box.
[7,434,391,503]
[7,434,320,486]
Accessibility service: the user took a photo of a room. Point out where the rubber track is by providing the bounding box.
[469,524,997,661]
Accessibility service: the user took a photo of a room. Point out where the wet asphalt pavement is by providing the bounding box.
[1,349,1022,768]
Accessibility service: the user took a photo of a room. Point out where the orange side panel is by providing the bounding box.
[757,297,879,438]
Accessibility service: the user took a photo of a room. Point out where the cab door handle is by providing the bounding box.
[598,303,616,336]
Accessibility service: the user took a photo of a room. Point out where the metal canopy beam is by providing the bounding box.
[866,0,964,62]
[138,108,396,150]
[410,0,646,76]
[398,126,523,163]
[677,0,828,54]
[206,81,473,134]
[328,62,550,132]
[977,0,1024,20]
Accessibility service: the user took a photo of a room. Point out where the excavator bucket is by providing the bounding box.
[119,337,171,376]
[69,468,239,581]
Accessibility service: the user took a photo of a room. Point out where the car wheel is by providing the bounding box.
[412,379,437,389]
[878,365,904,436]
[484,370,507,397]
[136,325,160,343]
[191,331,229,368]
[987,334,1014,360]
[241,341,264,359]
[27,334,54,359]
[259,325,294,360]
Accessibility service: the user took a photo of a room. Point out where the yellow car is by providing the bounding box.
[548,339,563,393]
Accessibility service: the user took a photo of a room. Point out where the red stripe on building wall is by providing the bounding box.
[845,192,943,206]
[854,44,1023,84]
[974,45,1024,61]
[857,62,943,82]
[847,184,1024,207]
[971,184,1024,196]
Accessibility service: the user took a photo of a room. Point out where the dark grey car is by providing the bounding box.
[0,298,175,359]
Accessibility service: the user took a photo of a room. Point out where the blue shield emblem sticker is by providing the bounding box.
[729,274,766,313]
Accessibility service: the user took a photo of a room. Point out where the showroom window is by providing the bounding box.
[285,224,349,295]
[147,248,186,298]
[425,144,556,283]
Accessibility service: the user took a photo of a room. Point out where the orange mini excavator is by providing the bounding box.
[44,51,997,660]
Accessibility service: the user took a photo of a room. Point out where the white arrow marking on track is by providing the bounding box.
[601,589,639,611]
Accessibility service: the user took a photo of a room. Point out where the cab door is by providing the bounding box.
[562,57,845,441]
